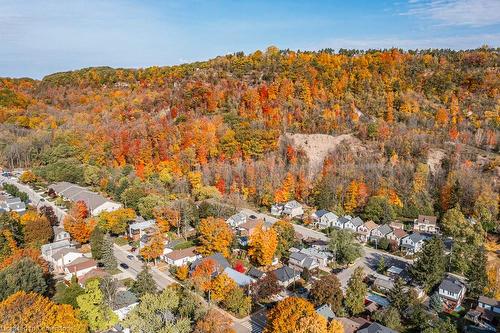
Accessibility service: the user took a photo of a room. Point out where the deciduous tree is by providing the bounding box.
[77,279,118,332]
[265,297,326,333]
[248,223,278,266]
[197,217,234,258]
[309,274,343,313]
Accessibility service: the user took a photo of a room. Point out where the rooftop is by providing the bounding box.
[165,247,198,261]
[223,267,255,286]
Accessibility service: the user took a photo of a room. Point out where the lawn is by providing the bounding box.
[114,237,129,246]
[173,240,195,250]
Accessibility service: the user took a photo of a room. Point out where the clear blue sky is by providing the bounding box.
[1,0,499,79]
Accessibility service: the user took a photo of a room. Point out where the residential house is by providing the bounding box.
[358,322,398,333]
[334,215,351,229]
[282,200,304,218]
[308,239,330,251]
[315,304,336,322]
[413,215,439,234]
[473,295,500,328]
[64,257,97,279]
[313,210,338,229]
[271,203,284,216]
[53,226,70,242]
[373,276,395,293]
[50,248,84,273]
[400,233,428,254]
[238,217,265,236]
[78,268,110,285]
[226,212,248,228]
[300,247,332,267]
[49,182,122,216]
[223,267,255,287]
[336,317,368,333]
[389,221,405,230]
[370,224,393,241]
[478,296,500,314]
[247,267,266,280]
[164,247,201,267]
[190,253,230,275]
[113,290,139,320]
[289,252,319,272]
[438,277,467,312]
[5,197,26,213]
[41,239,72,261]
[357,220,378,243]
[271,266,300,287]
[387,228,408,246]
[128,219,156,241]
[343,216,363,232]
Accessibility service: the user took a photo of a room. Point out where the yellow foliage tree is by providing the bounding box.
[209,273,237,302]
[197,217,234,258]
[98,208,136,234]
[175,265,189,281]
[328,320,344,333]
[265,297,324,333]
[19,170,37,184]
[248,223,278,266]
[140,232,164,264]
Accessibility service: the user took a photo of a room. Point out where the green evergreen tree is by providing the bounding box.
[410,237,446,291]
[387,277,406,312]
[377,256,386,273]
[101,235,117,271]
[429,292,443,313]
[131,266,157,298]
[329,229,362,265]
[0,257,47,301]
[466,246,488,298]
[345,267,367,315]
[90,227,105,260]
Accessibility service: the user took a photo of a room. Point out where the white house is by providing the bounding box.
[53,226,71,242]
[413,215,439,234]
[357,220,378,243]
[289,252,319,272]
[343,216,363,232]
[164,247,201,267]
[64,257,97,279]
[438,277,466,312]
[370,224,393,240]
[271,266,301,287]
[283,200,304,218]
[50,248,84,272]
[300,247,332,267]
[271,203,284,216]
[333,215,351,229]
[313,210,339,229]
[400,233,428,254]
[41,239,72,261]
[223,267,255,287]
[226,212,248,228]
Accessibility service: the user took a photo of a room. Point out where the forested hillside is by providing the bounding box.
[0,47,498,228]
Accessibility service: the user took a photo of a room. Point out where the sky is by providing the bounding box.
[1,0,499,79]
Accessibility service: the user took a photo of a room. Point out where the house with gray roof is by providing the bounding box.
[7,201,26,213]
[271,266,300,287]
[223,267,255,286]
[358,322,398,333]
[289,252,319,272]
[438,277,466,312]
[113,290,139,320]
[316,304,336,321]
[41,239,72,261]
[247,267,266,280]
[283,200,304,218]
[334,215,351,229]
[226,211,248,228]
[400,233,428,254]
[299,247,332,267]
[344,216,364,232]
[190,253,230,275]
[370,224,393,241]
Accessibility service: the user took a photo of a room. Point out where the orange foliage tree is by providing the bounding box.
[194,308,235,333]
[209,273,237,302]
[63,215,96,244]
[0,291,88,333]
[191,258,216,292]
[265,297,327,333]
[196,217,234,258]
[139,232,164,264]
[248,223,278,266]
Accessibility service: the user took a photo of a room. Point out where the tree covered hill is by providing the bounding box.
[0,47,498,227]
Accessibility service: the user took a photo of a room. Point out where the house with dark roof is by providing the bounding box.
[387,228,408,245]
[334,215,351,229]
[358,322,398,333]
[400,233,428,254]
[438,277,466,312]
[312,210,339,229]
[300,247,332,267]
[271,266,300,287]
[247,267,266,280]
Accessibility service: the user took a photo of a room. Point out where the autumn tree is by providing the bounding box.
[0,291,88,333]
[139,231,164,264]
[309,274,343,313]
[345,267,367,316]
[248,223,278,266]
[265,297,327,333]
[21,211,53,247]
[0,257,47,301]
[223,286,252,317]
[63,214,96,244]
[98,208,136,234]
[39,205,58,226]
[191,258,216,292]
[197,217,234,258]
[272,219,296,256]
[251,272,283,302]
[194,308,235,333]
[209,273,237,302]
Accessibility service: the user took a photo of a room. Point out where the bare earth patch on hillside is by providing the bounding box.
[286,133,364,176]
[427,148,445,175]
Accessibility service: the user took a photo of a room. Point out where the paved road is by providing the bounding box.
[0,175,67,221]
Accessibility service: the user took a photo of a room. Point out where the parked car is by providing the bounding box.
[120,263,129,269]
[127,255,135,260]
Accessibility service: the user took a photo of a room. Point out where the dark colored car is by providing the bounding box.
[332,267,345,274]
[119,263,129,269]
[127,255,134,260]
